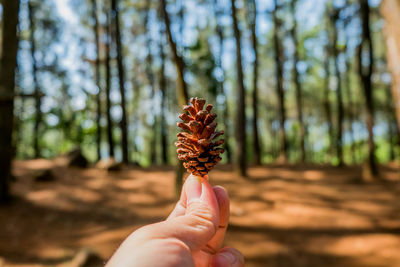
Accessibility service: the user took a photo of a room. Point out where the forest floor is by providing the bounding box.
[1,160,400,267]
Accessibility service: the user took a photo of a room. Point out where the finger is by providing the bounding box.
[211,247,245,267]
[203,186,230,253]
[214,186,230,229]
[167,179,188,220]
[192,186,230,267]
[167,174,220,251]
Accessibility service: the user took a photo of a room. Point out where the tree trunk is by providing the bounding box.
[331,9,344,166]
[28,1,42,159]
[358,0,378,176]
[91,0,102,161]
[343,1,356,164]
[290,0,305,163]
[178,0,184,46]
[381,0,400,134]
[246,0,261,165]
[144,0,157,165]
[0,0,20,202]
[160,0,189,194]
[323,2,334,162]
[160,0,189,106]
[104,8,115,158]
[386,85,398,161]
[231,0,247,177]
[213,0,232,164]
[272,0,288,163]
[323,40,334,162]
[111,0,129,163]
[344,55,357,164]
[159,33,168,165]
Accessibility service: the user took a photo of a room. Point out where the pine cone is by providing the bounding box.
[175,97,225,177]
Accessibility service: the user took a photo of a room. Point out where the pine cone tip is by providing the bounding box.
[176,97,225,177]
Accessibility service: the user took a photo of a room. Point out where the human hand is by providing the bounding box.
[106,174,244,267]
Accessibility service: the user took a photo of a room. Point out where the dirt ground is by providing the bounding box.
[1,160,399,267]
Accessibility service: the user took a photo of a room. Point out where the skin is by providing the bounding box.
[106,174,244,267]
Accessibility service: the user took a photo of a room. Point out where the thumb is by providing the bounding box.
[166,174,220,251]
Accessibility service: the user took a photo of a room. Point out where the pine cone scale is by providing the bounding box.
[176,97,225,177]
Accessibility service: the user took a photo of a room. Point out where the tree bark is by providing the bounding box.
[272,0,288,163]
[0,0,20,202]
[247,0,261,165]
[160,0,189,107]
[91,0,102,161]
[104,6,115,158]
[331,9,344,166]
[159,33,168,165]
[386,85,398,161]
[231,0,247,176]
[323,2,334,162]
[28,1,42,159]
[144,0,157,165]
[381,0,400,134]
[358,0,378,176]
[111,0,129,163]
[290,0,305,163]
[160,0,189,194]
[323,38,334,162]
[343,1,357,164]
[343,53,357,164]
[213,0,232,164]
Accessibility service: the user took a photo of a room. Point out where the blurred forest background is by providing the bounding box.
[1,0,400,266]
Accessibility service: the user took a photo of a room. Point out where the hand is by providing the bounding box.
[106,174,244,267]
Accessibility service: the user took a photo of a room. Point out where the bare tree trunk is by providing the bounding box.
[91,0,102,161]
[246,0,261,165]
[144,0,157,165]
[160,0,189,106]
[105,15,114,159]
[231,0,247,176]
[111,0,129,163]
[323,2,334,162]
[323,41,334,162]
[178,0,184,47]
[381,0,400,134]
[358,0,378,176]
[272,0,288,162]
[131,76,141,163]
[28,1,42,159]
[159,33,168,165]
[331,9,344,166]
[290,0,305,163]
[213,0,232,164]
[160,0,189,194]
[104,8,115,158]
[343,1,356,165]
[0,0,20,202]
[344,56,357,164]
[386,86,397,161]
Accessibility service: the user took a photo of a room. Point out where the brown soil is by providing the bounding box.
[1,160,399,267]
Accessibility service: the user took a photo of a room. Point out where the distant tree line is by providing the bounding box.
[1,0,400,201]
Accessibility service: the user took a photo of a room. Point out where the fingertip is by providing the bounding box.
[185,174,202,202]
[211,247,245,267]
[213,186,230,225]
[199,177,219,225]
[213,186,229,208]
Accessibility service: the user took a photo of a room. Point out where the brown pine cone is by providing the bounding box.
[175,97,225,177]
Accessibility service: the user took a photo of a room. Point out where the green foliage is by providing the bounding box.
[11,0,399,166]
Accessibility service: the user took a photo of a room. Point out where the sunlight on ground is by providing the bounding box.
[1,160,399,267]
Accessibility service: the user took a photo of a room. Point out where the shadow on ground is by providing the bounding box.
[0,160,399,267]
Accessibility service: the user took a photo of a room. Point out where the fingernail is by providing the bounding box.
[185,174,203,203]
[220,251,237,265]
